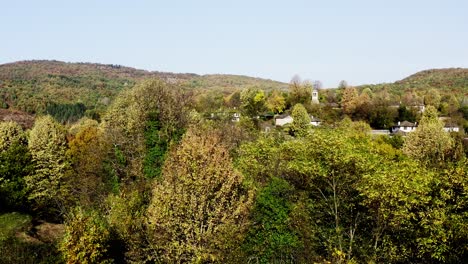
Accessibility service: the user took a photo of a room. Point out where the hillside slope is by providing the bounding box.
[356,68,468,103]
[0,60,287,116]
[396,68,468,91]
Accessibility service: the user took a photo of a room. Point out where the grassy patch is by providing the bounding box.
[0,212,32,241]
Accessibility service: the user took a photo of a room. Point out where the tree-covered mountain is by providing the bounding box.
[0,60,287,118]
[357,68,468,97]
[397,68,468,91]
[1,60,467,128]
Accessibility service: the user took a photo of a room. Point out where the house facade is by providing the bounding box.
[275,115,322,127]
[310,116,321,126]
[275,115,293,126]
[444,124,460,133]
[391,121,417,134]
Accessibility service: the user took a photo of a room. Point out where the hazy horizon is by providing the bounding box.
[2,0,467,87]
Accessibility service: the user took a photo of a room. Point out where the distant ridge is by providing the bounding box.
[0,60,197,81]
[395,68,468,90]
[0,60,286,87]
[0,60,288,115]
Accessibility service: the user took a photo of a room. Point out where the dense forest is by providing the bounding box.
[0,60,287,121]
[1,62,468,263]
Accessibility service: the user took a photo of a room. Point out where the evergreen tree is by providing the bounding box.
[291,103,311,136]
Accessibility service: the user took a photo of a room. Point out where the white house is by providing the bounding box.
[310,116,321,126]
[391,121,417,134]
[209,112,241,122]
[275,115,322,127]
[414,104,425,113]
[444,124,460,132]
[232,112,241,122]
[275,115,293,126]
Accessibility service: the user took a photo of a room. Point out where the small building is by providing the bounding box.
[312,89,319,104]
[444,124,460,133]
[209,111,241,122]
[275,115,322,127]
[414,104,425,113]
[275,115,293,126]
[310,116,322,126]
[371,130,391,135]
[391,121,417,134]
[232,112,241,122]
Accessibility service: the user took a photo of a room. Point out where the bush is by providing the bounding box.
[0,236,62,264]
[60,208,114,264]
[0,212,32,241]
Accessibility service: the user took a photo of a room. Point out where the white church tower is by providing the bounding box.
[312,88,319,104]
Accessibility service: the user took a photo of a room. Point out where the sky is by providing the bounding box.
[1,0,467,87]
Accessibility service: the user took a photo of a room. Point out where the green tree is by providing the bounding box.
[354,91,372,120]
[194,90,224,113]
[225,90,241,108]
[0,121,25,152]
[146,127,253,263]
[341,87,358,115]
[25,115,72,216]
[288,75,312,106]
[424,89,441,108]
[397,105,416,122]
[447,94,460,116]
[105,190,147,262]
[425,160,468,263]
[359,159,433,262]
[403,105,454,164]
[240,128,378,262]
[237,133,284,185]
[291,103,311,136]
[0,122,32,210]
[402,91,422,106]
[240,87,266,117]
[266,90,286,114]
[102,79,189,184]
[61,208,115,264]
[67,118,109,207]
[338,80,348,89]
[279,130,374,262]
[243,177,300,263]
[368,89,396,129]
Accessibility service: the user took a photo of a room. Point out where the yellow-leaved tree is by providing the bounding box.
[146,127,253,263]
[291,103,311,136]
[402,105,454,165]
[0,121,25,151]
[341,86,359,115]
[67,118,109,207]
[101,79,190,183]
[25,115,72,216]
[0,121,32,210]
[266,90,286,114]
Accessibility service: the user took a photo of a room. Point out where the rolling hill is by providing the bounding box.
[1,60,467,126]
[396,68,468,92]
[356,68,468,102]
[0,60,288,117]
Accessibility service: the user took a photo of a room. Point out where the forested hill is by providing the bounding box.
[0,60,287,116]
[358,68,468,95]
[396,68,468,91]
[0,60,197,81]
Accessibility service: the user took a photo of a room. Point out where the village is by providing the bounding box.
[209,86,462,137]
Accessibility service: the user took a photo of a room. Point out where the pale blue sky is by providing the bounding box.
[1,0,467,87]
